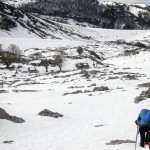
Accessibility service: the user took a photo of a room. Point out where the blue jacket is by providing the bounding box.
[137,109,150,126]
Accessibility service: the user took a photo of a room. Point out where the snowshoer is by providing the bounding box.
[135,109,150,148]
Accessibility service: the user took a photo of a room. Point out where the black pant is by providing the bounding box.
[139,126,150,147]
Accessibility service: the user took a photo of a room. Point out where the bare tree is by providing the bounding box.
[40,59,49,72]
[53,49,64,71]
[77,46,83,56]
[0,51,16,68]
[0,44,22,69]
[7,44,22,60]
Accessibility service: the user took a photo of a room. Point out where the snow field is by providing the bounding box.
[0,29,150,150]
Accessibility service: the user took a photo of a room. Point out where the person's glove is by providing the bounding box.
[135,120,138,125]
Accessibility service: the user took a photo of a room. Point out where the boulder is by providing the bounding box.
[93,86,109,92]
[38,109,63,118]
[134,96,144,103]
[71,90,83,94]
[145,88,150,98]
[0,108,25,123]
[106,139,135,145]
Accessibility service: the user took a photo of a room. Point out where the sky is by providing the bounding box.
[100,0,150,4]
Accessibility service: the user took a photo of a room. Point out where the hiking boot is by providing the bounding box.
[140,143,144,148]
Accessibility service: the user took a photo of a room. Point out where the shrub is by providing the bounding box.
[77,47,83,55]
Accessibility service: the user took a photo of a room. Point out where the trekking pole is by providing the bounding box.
[135,126,139,150]
[148,131,150,149]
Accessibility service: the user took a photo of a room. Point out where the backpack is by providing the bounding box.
[138,109,150,126]
[139,109,150,118]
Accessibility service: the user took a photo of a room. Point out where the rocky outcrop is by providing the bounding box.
[38,109,63,118]
[0,108,25,123]
[134,86,150,103]
[93,86,109,92]
[63,90,83,96]
[106,139,135,145]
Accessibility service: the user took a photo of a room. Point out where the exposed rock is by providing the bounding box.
[124,49,139,56]
[63,92,70,96]
[87,83,96,87]
[89,51,103,60]
[80,70,90,78]
[63,90,83,95]
[140,87,150,98]
[122,74,138,80]
[138,82,150,87]
[106,139,135,145]
[68,86,84,89]
[38,109,63,118]
[115,40,148,48]
[0,108,25,123]
[94,124,104,127]
[107,76,119,80]
[0,108,9,119]
[135,42,147,48]
[0,90,8,93]
[89,70,99,75]
[12,89,39,92]
[134,96,144,103]
[140,91,147,97]
[71,90,83,94]
[93,86,109,92]
[145,88,150,98]
[8,116,25,123]
[135,86,150,103]
[84,90,92,93]
[3,141,13,144]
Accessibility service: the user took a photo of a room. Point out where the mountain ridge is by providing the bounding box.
[17,0,150,30]
[0,1,150,39]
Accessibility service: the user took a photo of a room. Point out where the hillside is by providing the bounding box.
[0,1,94,39]
[1,1,150,150]
[0,34,150,150]
[1,1,150,40]
[0,0,150,37]
[20,0,150,30]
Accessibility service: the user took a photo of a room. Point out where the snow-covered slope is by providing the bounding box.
[0,1,150,150]
[0,35,150,150]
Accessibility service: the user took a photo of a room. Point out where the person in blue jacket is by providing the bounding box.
[135,109,150,147]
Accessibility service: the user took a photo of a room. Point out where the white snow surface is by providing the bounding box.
[0,28,150,150]
[1,28,150,49]
[2,0,35,6]
[129,5,149,16]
